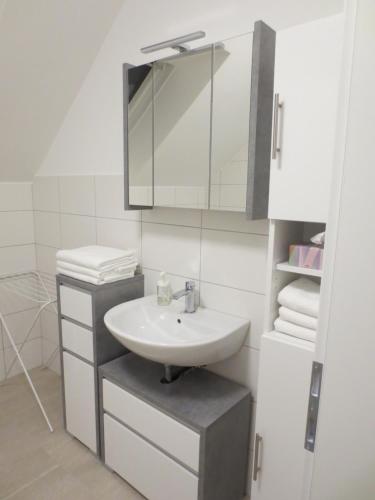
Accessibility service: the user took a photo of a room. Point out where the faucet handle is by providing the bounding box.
[185,280,195,291]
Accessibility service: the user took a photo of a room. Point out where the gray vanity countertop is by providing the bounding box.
[99,353,251,432]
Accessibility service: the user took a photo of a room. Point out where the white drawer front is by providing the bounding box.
[60,285,93,327]
[104,414,198,500]
[62,319,94,362]
[63,352,97,453]
[103,379,200,472]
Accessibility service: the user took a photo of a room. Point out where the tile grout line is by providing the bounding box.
[3,465,60,500]
[142,266,266,296]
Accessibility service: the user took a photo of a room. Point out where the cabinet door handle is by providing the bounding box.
[253,433,263,481]
[272,93,283,159]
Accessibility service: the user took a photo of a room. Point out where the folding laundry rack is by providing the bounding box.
[0,271,58,432]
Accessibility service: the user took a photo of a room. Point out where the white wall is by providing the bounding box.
[0,183,42,380]
[36,0,343,178]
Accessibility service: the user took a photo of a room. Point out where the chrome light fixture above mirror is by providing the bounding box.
[140,31,206,54]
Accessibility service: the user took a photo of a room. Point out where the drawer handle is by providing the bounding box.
[271,93,283,159]
[253,433,262,481]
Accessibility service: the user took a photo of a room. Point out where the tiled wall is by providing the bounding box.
[33,173,269,488]
[0,183,42,381]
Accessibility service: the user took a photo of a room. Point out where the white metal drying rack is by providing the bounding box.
[0,271,58,432]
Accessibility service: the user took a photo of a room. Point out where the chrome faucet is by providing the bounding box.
[172,280,196,313]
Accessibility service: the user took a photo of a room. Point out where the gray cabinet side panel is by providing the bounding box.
[199,395,252,500]
[247,21,276,219]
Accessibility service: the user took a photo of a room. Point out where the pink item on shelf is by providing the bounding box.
[289,244,324,270]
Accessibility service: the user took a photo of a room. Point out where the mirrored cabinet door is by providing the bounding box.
[126,64,153,207]
[210,33,253,212]
[153,49,212,209]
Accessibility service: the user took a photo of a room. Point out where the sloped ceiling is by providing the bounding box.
[0,0,125,181]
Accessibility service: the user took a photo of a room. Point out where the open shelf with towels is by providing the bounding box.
[276,261,322,278]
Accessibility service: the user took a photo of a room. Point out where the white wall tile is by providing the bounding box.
[201,229,268,293]
[2,309,41,348]
[200,282,265,349]
[142,207,201,227]
[143,268,200,301]
[32,177,60,212]
[60,214,96,249]
[4,338,42,378]
[36,245,57,275]
[42,338,60,375]
[41,309,59,345]
[0,245,36,275]
[202,210,269,235]
[142,222,200,279]
[96,218,141,256]
[34,212,61,248]
[95,175,140,220]
[0,183,33,212]
[0,212,34,247]
[207,346,259,400]
[59,176,95,216]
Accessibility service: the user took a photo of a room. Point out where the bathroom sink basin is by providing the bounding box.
[104,295,249,367]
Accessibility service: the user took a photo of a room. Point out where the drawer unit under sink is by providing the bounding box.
[100,353,252,500]
[104,414,199,500]
[103,379,200,472]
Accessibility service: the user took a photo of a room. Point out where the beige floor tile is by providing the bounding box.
[0,367,144,500]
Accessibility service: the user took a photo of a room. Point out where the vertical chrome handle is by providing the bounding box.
[253,433,262,481]
[272,93,283,159]
[305,362,323,452]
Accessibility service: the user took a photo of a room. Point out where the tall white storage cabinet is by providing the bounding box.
[268,15,344,223]
[251,333,314,500]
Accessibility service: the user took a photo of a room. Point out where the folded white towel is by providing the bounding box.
[57,260,137,279]
[278,278,320,318]
[274,318,316,343]
[56,246,137,271]
[57,267,135,285]
[279,306,318,330]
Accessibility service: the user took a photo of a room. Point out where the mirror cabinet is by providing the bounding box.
[124,21,275,218]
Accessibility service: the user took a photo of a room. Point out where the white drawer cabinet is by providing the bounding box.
[58,274,144,457]
[103,379,200,472]
[100,353,251,500]
[63,351,97,452]
[59,284,93,326]
[61,319,94,362]
[105,414,199,500]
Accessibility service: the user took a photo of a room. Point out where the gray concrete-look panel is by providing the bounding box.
[99,353,251,500]
[247,20,276,219]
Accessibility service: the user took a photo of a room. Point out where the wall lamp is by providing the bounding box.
[140,31,206,54]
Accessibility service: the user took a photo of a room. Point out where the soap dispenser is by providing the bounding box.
[157,272,172,306]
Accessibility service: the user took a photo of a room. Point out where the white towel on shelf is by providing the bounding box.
[57,260,137,280]
[278,278,320,318]
[279,306,318,330]
[56,267,135,285]
[56,246,137,271]
[274,318,316,343]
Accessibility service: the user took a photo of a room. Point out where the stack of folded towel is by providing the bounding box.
[274,277,320,342]
[56,246,138,285]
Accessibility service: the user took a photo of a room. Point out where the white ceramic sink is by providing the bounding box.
[104,295,249,367]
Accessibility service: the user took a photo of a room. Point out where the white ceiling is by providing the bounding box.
[0,0,125,181]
